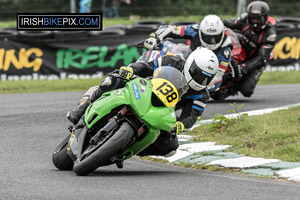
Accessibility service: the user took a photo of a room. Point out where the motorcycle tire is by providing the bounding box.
[210,93,225,100]
[52,134,74,171]
[210,89,231,101]
[73,122,134,176]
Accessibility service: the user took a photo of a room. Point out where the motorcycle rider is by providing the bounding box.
[67,47,219,157]
[143,14,232,93]
[223,1,277,98]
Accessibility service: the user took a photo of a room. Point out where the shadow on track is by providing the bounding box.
[208,99,256,104]
[50,168,181,177]
[89,169,181,177]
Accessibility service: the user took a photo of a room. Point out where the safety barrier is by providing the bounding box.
[0,18,300,80]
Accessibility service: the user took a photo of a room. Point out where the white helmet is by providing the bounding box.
[183,47,219,91]
[199,15,225,51]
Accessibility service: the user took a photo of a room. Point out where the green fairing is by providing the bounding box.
[126,78,176,131]
[84,77,176,158]
[84,90,127,129]
[118,128,160,161]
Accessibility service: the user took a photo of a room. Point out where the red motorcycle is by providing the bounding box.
[209,28,247,100]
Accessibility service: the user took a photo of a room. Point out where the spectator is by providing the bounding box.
[79,0,92,13]
[102,0,131,18]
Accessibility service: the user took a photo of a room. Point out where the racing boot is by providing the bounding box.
[67,100,90,124]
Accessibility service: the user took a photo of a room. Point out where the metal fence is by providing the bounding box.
[0,0,299,21]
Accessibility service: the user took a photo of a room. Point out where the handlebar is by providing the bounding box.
[136,41,145,49]
[135,40,161,51]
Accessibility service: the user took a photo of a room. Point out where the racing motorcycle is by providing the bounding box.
[136,36,244,101]
[209,28,274,100]
[52,66,188,176]
[137,40,192,62]
[209,28,247,100]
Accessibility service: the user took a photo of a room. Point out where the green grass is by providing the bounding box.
[0,21,16,28]
[259,70,300,85]
[0,70,299,94]
[187,106,300,162]
[0,78,102,94]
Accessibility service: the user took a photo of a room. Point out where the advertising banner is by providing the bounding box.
[0,33,148,80]
[1,26,300,81]
[267,28,300,71]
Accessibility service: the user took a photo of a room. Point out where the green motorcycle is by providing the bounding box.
[52,66,188,176]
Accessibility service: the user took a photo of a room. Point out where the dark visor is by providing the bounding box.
[188,60,214,86]
[250,14,265,26]
[201,31,223,45]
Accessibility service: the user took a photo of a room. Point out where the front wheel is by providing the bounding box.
[52,134,74,170]
[73,122,134,176]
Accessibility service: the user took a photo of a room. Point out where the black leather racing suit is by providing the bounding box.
[223,13,277,97]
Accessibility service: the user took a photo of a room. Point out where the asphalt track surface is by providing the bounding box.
[1,84,300,200]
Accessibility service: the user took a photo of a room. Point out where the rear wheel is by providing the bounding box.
[73,122,134,176]
[52,134,74,170]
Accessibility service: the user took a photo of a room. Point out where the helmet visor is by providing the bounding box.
[188,60,214,86]
[249,14,266,27]
[201,31,223,45]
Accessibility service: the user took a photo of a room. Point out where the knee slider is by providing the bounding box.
[101,76,112,86]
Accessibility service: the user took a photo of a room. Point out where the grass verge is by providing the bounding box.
[0,78,101,94]
[140,106,300,179]
[259,70,300,85]
[1,70,300,94]
[187,106,300,162]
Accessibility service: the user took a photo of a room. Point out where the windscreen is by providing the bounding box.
[152,66,188,98]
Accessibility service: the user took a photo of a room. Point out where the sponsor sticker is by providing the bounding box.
[140,85,145,93]
[220,61,229,66]
[132,83,140,100]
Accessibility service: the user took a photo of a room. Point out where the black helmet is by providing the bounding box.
[247,1,269,30]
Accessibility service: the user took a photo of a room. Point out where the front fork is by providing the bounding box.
[67,105,151,163]
[89,106,138,145]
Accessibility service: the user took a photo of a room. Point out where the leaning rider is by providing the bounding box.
[67,47,219,157]
[223,1,277,98]
[143,14,232,93]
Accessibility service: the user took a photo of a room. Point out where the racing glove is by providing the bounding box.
[144,33,159,50]
[119,66,134,80]
[240,64,249,74]
[171,121,185,135]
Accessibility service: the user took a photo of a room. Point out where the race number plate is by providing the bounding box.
[151,78,179,108]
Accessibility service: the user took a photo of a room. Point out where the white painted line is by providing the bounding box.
[207,156,279,168]
[191,103,300,130]
[152,142,230,162]
[275,167,300,178]
[152,103,300,181]
[229,103,300,118]
[153,149,191,162]
[179,142,230,154]
[287,175,300,182]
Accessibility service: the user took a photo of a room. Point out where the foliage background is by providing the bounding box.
[0,0,299,21]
